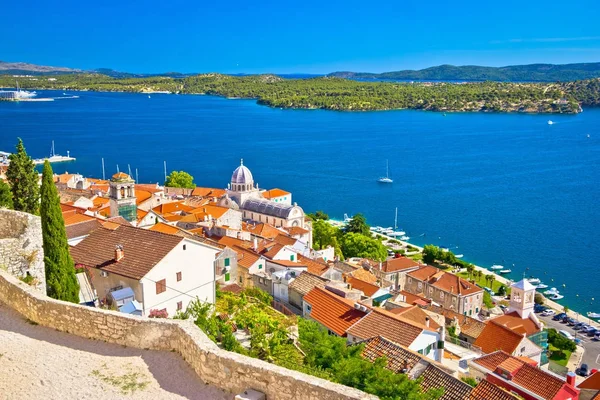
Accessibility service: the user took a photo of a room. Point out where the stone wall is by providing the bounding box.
[0,269,375,400]
[0,209,46,293]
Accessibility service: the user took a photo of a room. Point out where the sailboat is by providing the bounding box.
[391,207,406,236]
[378,160,393,183]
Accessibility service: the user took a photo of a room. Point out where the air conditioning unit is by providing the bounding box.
[101,271,109,278]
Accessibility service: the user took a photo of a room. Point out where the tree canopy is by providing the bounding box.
[341,232,388,261]
[312,219,342,257]
[40,161,79,302]
[0,180,12,208]
[165,170,195,188]
[344,213,370,236]
[6,138,39,214]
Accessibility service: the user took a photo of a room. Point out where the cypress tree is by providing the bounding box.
[0,180,12,208]
[6,138,39,214]
[40,160,79,302]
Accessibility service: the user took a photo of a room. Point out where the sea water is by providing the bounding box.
[1,90,598,314]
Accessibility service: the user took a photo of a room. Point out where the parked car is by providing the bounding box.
[566,317,577,325]
[484,287,495,296]
[534,304,548,313]
[542,309,556,317]
[553,313,566,321]
[559,330,574,340]
[577,363,589,377]
[587,328,598,337]
[574,338,583,345]
[594,332,600,341]
[573,322,586,331]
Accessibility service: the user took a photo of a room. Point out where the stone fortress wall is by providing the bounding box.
[0,209,46,293]
[0,269,375,400]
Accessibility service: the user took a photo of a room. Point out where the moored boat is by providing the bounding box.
[490,265,504,270]
[587,312,600,319]
[550,294,564,300]
[544,287,559,295]
[535,283,548,290]
[527,278,541,285]
[499,269,511,274]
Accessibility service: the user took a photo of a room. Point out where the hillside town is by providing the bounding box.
[1,157,599,400]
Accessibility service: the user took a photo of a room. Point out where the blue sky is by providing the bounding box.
[2,0,600,74]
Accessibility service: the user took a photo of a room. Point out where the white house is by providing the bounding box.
[70,224,220,317]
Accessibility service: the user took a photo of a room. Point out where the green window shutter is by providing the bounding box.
[258,264,263,270]
[225,272,230,282]
[290,254,294,261]
[224,258,230,267]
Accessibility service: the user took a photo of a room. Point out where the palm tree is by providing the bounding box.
[489,274,496,290]
[466,264,475,280]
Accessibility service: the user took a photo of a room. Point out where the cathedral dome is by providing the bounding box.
[231,159,254,185]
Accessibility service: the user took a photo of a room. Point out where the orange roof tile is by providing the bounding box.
[389,305,441,330]
[92,197,110,207]
[100,221,121,230]
[191,187,226,198]
[242,222,283,239]
[473,350,568,400]
[189,205,230,219]
[135,189,152,205]
[232,246,262,269]
[111,172,132,180]
[218,236,253,249]
[378,257,421,273]
[273,234,297,246]
[303,287,367,336]
[55,173,76,184]
[137,208,148,220]
[346,308,425,346]
[346,276,380,297]
[408,266,483,296]
[474,321,524,354]
[579,371,600,390]
[162,213,183,222]
[288,272,329,296]
[298,255,329,276]
[262,188,290,199]
[418,364,474,400]
[62,210,95,226]
[349,268,378,284]
[262,243,286,259]
[135,184,162,194]
[87,178,109,185]
[285,226,309,236]
[148,222,181,235]
[152,201,194,215]
[491,312,541,336]
[469,379,519,400]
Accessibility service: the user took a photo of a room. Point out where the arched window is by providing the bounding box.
[120,187,125,198]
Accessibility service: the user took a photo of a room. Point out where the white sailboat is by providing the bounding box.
[390,207,406,236]
[378,160,393,183]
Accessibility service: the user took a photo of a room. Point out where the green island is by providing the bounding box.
[2,73,599,113]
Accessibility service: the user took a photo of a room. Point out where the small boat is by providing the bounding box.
[527,278,541,285]
[400,236,410,241]
[63,92,67,95]
[455,254,464,258]
[535,283,548,290]
[547,120,554,125]
[499,269,511,274]
[391,231,406,236]
[490,265,504,270]
[588,134,591,138]
[544,287,559,295]
[148,95,151,98]
[587,312,600,319]
[550,294,564,300]
[378,160,393,183]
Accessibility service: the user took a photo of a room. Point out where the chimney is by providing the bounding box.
[115,245,124,262]
[425,317,430,328]
[437,326,445,362]
[566,372,576,386]
[253,237,258,251]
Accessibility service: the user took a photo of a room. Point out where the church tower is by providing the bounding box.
[227,159,259,206]
[109,172,137,224]
[508,279,536,319]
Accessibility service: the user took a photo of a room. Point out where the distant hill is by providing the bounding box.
[0,61,82,75]
[328,63,600,82]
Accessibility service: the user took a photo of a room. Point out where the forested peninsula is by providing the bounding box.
[2,73,600,113]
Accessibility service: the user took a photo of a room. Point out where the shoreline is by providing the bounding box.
[329,217,600,329]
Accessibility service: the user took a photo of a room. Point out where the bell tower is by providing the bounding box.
[109,172,137,224]
[508,279,536,319]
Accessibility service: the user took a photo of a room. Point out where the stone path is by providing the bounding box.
[0,302,233,400]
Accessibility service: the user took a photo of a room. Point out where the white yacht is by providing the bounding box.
[550,293,564,300]
[490,265,504,270]
[535,283,548,290]
[527,278,541,285]
[547,120,554,125]
[544,287,559,295]
[378,160,393,183]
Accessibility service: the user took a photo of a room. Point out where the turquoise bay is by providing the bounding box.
[1,90,599,314]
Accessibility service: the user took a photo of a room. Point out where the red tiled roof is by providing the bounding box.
[379,257,420,273]
[399,290,432,306]
[303,287,367,336]
[135,184,163,194]
[148,222,181,235]
[135,189,152,205]
[474,320,525,355]
[262,243,285,259]
[218,236,253,249]
[418,364,474,400]
[298,255,329,276]
[242,222,283,239]
[389,305,441,330]
[219,283,243,294]
[288,272,329,296]
[262,188,290,199]
[70,225,184,280]
[473,351,567,400]
[361,336,425,373]
[191,187,226,198]
[408,266,483,296]
[152,201,195,215]
[65,219,103,240]
[285,226,309,236]
[232,245,261,269]
[491,311,541,336]
[346,276,380,297]
[273,234,297,246]
[470,379,520,400]
[349,268,378,284]
[346,308,425,346]
[579,371,600,390]
[62,210,95,226]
